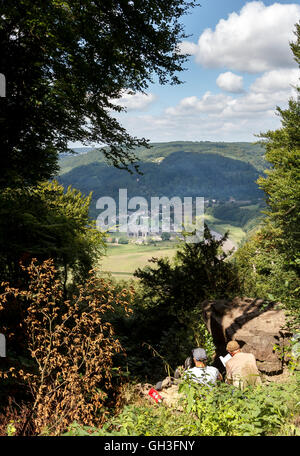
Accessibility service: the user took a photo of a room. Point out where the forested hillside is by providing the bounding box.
[59,141,267,174]
[58,143,265,220]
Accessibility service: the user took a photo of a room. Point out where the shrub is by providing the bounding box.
[178,379,300,436]
[0,259,134,435]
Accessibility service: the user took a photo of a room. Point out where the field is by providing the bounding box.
[99,242,177,280]
[212,224,246,244]
[99,224,241,280]
[204,214,246,245]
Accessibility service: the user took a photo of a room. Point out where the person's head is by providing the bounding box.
[192,348,207,367]
[226,340,240,356]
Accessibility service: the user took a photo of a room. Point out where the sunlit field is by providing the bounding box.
[99,242,177,279]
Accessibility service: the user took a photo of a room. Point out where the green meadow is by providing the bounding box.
[204,214,247,246]
[99,242,177,279]
[99,222,244,279]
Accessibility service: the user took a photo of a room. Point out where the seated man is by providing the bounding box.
[184,348,222,387]
[225,341,262,390]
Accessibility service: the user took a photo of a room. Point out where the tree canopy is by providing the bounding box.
[0,0,198,188]
[257,22,300,270]
[134,225,238,327]
[0,180,104,287]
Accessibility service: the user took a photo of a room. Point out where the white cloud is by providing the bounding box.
[115,108,277,142]
[112,2,300,143]
[180,1,300,73]
[165,74,298,121]
[216,72,244,93]
[111,91,156,111]
[114,68,298,142]
[177,41,198,55]
[165,92,233,116]
[250,68,299,93]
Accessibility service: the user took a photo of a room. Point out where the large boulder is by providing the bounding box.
[201,297,291,375]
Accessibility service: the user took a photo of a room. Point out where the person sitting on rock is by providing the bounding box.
[184,348,222,388]
[225,340,262,390]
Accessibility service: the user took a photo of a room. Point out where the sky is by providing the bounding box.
[72,1,300,146]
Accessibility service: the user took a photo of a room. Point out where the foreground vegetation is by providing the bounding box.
[64,374,300,437]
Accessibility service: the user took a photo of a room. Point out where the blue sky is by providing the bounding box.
[72,1,300,146]
[150,0,297,107]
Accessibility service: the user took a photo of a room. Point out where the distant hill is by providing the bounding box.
[59,147,98,160]
[59,141,267,175]
[57,142,267,224]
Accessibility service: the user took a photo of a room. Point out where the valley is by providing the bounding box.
[58,141,266,278]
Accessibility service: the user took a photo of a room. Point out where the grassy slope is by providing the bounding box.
[99,242,177,279]
[204,214,247,245]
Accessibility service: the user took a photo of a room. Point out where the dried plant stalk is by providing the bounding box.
[0,259,134,435]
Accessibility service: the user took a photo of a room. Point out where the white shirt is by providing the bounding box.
[184,366,220,387]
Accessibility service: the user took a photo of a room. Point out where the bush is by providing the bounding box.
[122,226,238,379]
[178,378,300,436]
[0,259,134,435]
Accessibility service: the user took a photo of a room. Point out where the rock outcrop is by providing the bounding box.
[201,297,291,375]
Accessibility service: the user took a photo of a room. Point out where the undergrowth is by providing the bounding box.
[64,372,300,437]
